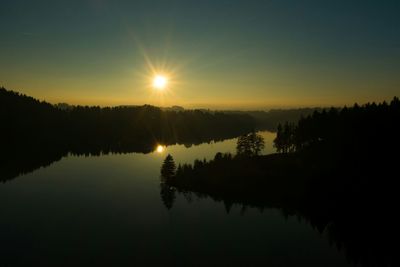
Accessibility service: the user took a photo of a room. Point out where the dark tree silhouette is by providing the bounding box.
[273,124,284,153]
[0,87,256,154]
[273,97,400,155]
[236,131,265,157]
[160,183,176,210]
[162,97,400,267]
[0,87,261,182]
[160,154,177,209]
[160,154,176,181]
[236,108,320,131]
[274,121,296,153]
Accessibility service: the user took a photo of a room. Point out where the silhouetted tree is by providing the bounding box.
[237,134,252,156]
[249,131,265,155]
[283,122,296,153]
[236,131,265,157]
[163,97,400,267]
[1,87,261,181]
[160,154,176,181]
[274,124,285,153]
[1,87,257,148]
[274,122,296,153]
[244,108,320,131]
[160,183,176,210]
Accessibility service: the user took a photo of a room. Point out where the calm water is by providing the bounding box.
[0,132,351,266]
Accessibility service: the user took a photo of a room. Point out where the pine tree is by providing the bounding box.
[160,154,176,180]
[160,183,176,210]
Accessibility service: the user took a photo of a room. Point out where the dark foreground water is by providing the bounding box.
[0,132,351,266]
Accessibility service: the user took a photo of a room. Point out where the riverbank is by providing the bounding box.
[162,149,398,267]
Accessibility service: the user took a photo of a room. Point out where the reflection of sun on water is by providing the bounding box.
[156,145,165,153]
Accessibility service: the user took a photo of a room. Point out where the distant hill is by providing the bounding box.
[225,108,322,131]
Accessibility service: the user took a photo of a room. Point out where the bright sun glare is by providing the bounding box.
[153,75,168,90]
[156,145,165,153]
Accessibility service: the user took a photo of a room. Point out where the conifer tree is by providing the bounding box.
[160,154,176,180]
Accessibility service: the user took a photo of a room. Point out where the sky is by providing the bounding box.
[1,0,399,109]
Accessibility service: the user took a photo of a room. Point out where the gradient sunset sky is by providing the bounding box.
[1,0,399,109]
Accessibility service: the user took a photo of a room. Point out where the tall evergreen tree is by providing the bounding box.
[160,154,176,180]
[160,183,176,210]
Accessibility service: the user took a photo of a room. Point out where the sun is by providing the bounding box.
[153,75,168,90]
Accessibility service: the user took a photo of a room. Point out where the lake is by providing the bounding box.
[0,131,351,266]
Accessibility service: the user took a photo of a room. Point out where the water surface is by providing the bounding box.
[0,132,351,266]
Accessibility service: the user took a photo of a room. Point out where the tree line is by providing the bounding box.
[0,87,255,150]
[159,97,400,267]
[0,87,255,182]
[273,97,400,155]
[159,131,265,209]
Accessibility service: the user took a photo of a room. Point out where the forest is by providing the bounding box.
[0,87,255,150]
[0,87,254,181]
[227,108,320,131]
[160,97,400,267]
[1,87,321,182]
